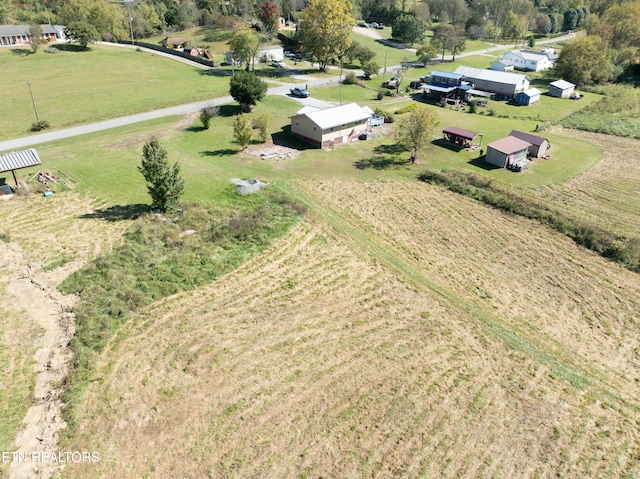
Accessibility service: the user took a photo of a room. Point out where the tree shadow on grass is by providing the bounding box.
[218,104,242,117]
[186,125,206,132]
[50,44,89,53]
[10,48,33,56]
[200,148,238,157]
[468,157,502,170]
[432,138,465,152]
[198,68,232,78]
[354,155,410,170]
[374,143,407,155]
[80,204,149,222]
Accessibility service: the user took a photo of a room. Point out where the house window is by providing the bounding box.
[330,127,334,132]
[342,124,346,128]
[295,120,299,126]
[312,126,317,132]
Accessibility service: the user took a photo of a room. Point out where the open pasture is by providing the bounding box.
[58,176,640,479]
[0,44,231,141]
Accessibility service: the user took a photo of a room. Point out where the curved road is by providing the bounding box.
[0,32,577,152]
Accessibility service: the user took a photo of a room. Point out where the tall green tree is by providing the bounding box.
[0,0,11,24]
[299,0,355,71]
[362,60,380,79]
[64,21,100,49]
[138,137,184,212]
[396,107,439,160]
[229,25,259,70]
[502,11,528,42]
[229,70,268,112]
[392,14,426,45]
[431,24,466,61]
[604,1,640,49]
[553,35,612,86]
[58,0,128,39]
[416,43,437,65]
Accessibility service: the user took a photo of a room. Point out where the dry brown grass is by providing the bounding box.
[60,177,640,478]
[529,127,640,240]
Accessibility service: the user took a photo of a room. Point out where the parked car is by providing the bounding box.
[369,22,379,28]
[376,22,384,29]
[271,60,286,68]
[409,80,424,90]
[283,51,295,58]
[383,76,399,88]
[290,87,310,98]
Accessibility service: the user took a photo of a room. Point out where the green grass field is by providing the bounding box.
[0,44,231,141]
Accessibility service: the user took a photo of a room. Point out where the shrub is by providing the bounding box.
[377,89,385,100]
[44,46,60,54]
[252,113,271,143]
[30,120,50,131]
[468,100,478,114]
[374,108,395,123]
[343,71,357,85]
[200,105,219,129]
[395,103,418,114]
[417,169,640,273]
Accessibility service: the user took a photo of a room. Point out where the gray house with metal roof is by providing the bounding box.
[454,66,530,99]
[0,24,66,47]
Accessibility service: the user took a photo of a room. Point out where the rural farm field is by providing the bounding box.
[2,30,640,479]
[56,176,640,479]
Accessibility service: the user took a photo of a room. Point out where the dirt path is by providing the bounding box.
[3,242,77,479]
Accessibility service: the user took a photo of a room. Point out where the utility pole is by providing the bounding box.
[383,52,387,80]
[27,82,40,125]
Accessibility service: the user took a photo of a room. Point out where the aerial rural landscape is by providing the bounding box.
[1,0,639,477]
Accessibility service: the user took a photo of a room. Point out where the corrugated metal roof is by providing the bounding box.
[487,136,531,155]
[454,66,529,86]
[517,88,541,97]
[425,84,456,93]
[295,105,321,116]
[549,80,575,90]
[303,103,370,130]
[430,71,464,80]
[0,24,62,36]
[0,149,42,173]
[443,126,479,140]
[509,130,547,146]
[506,50,549,62]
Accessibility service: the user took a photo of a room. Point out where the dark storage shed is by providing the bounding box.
[508,130,549,157]
[442,127,483,149]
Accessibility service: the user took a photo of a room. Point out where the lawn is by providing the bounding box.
[22,87,602,209]
[0,43,232,141]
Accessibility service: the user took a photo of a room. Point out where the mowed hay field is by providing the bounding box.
[528,128,640,240]
[61,176,640,478]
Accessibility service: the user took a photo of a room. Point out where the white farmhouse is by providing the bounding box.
[502,50,553,72]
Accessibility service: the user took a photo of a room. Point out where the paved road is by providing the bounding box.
[0,33,577,152]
